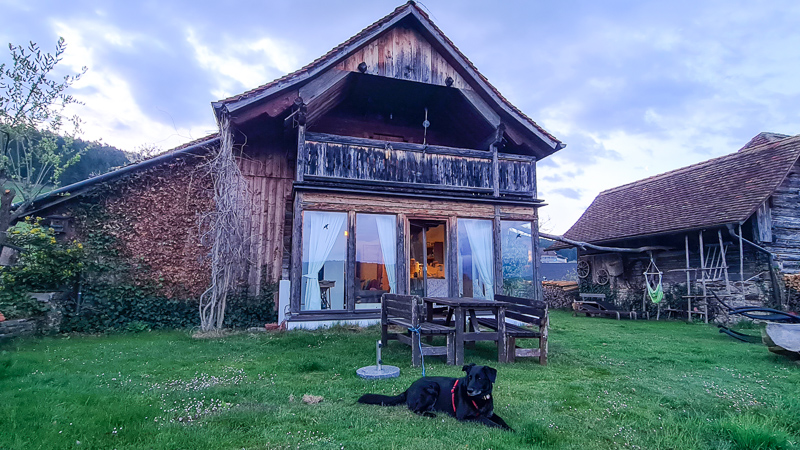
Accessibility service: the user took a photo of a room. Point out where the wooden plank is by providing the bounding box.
[459,89,502,129]
[299,70,351,105]
[302,192,497,218]
[532,217,543,302]
[448,216,459,297]
[303,175,494,194]
[305,132,493,160]
[296,124,306,183]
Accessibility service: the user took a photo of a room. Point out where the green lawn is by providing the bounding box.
[1,311,798,450]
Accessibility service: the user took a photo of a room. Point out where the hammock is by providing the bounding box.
[644,256,664,304]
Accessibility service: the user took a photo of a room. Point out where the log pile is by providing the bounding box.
[542,280,579,309]
[784,274,800,311]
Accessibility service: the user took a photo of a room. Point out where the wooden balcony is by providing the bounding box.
[297,132,538,202]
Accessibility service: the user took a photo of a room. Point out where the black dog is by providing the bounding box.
[358,363,512,431]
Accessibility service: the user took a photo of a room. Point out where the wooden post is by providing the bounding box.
[532,216,543,303]
[491,125,503,197]
[290,192,304,314]
[492,145,500,197]
[739,223,744,295]
[346,210,356,311]
[718,230,731,295]
[422,222,428,296]
[685,234,691,318]
[493,206,503,296]
[411,295,421,367]
[454,306,465,365]
[448,216,459,297]
[497,305,508,363]
[295,121,306,182]
[698,230,708,323]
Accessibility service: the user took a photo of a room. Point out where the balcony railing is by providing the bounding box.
[298,132,536,199]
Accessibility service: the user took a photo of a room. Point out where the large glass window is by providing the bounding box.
[410,221,448,297]
[501,221,534,297]
[301,211,347,311]
[355,214,397,310]
[458,218,495,300]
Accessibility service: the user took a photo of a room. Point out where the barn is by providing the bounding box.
[556,132,800,322]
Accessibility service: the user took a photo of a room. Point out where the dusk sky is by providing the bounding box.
[2,0,799,233]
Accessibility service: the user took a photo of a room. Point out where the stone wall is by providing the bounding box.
[0,318,37,340]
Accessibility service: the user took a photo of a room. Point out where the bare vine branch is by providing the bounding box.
[198,115,250,332]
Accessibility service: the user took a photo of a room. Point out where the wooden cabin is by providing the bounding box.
[26,2,564,329]
[556,132,800,322]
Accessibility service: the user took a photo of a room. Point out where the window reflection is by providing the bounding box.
[355,214,397,310]
[458,218,494,300]
[301,211,347,311]
[501,220,533,297]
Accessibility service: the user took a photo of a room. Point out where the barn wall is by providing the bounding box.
[239,145,293,291]
[764,161,800,273]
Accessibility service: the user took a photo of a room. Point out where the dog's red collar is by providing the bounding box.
[451,379,480,414]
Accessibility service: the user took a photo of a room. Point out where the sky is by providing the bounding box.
[2,0,799,234]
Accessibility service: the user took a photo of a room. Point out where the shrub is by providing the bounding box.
[0,218,84,319]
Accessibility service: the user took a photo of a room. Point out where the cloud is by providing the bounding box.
[1,0,799,233]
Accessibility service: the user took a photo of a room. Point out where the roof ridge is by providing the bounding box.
[601,134,800,196]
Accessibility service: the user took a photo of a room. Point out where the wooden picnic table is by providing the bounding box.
[423,297,510,365]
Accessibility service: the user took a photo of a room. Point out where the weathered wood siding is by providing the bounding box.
[302,192,536,220]
[336,25,471,89]
[764,162,800,273]
[302,133,535,196]
[498,158,535,195]
[239,147,294,291]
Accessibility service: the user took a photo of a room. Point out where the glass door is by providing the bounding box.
[409,220,447,297]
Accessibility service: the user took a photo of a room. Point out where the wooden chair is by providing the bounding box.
[475,294,548,365]
[381,294,456,366]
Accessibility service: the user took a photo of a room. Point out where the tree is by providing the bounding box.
[0,38,87,252]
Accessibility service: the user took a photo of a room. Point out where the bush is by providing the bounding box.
[0,218,84,319]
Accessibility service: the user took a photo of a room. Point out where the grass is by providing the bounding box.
[1,311,798,449]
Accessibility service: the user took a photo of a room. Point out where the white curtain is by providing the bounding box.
[302,211,346,310]
[462,219,495,300]
[374,215,397,293]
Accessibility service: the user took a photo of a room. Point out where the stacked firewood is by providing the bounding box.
[783,274,800,292]
[542,281,579,309]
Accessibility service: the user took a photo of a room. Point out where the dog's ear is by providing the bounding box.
[462,363,476,373]
[483,366,497,383]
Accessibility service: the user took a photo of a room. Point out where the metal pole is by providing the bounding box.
[376,340,383,370]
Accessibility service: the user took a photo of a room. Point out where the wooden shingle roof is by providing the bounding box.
[562,134,800,244]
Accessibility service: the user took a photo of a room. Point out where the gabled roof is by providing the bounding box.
[739,132,791,151]
[561,133,800,245]
[211,1,562,153]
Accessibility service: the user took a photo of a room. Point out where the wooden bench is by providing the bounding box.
[573,293,637,320]
[381,294,456,366]
[475,294,548,365]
